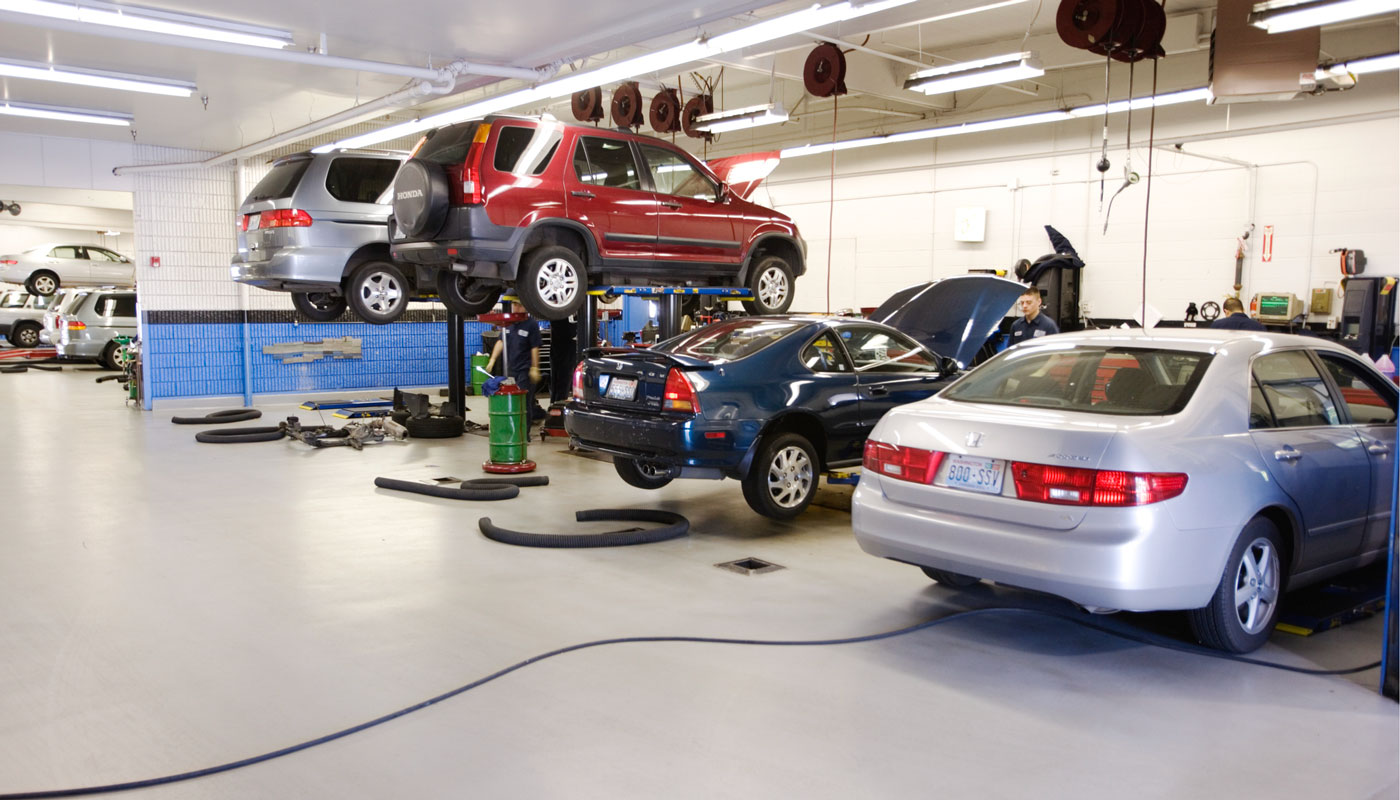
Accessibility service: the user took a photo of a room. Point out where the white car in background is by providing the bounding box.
[0,244,134,296]
[852,329,1396,653]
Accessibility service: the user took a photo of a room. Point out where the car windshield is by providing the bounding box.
[942,344,1213,415]
[655,318,803,363]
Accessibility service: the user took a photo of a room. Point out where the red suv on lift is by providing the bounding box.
[388,115,806,321]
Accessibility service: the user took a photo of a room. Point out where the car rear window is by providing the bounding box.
[656,318,803,363]
[493,124,561,176]
[247,158,312,202]
[943,345,1212,415]
[325,157,400,203]
[415,123,483,165]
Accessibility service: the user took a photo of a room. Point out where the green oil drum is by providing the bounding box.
[487,386,529,464]
[470,352,490,396]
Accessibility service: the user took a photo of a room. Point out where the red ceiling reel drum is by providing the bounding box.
[681,94,713,140]
[571,87,604,122]
[803,43,848,97]
[611,81,644,128]
[1057,0,1117,49]
[1058,0,1166,61]
[649,88,681,133]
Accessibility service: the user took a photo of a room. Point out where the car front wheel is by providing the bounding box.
[614,457,674,489]
[27,271,59,297]
[742,432,818,519]
[741,256,794,315]
[516,246,587,321]
[346,261,410,324]
[291,291,347,322]
[1188,516,1285,653]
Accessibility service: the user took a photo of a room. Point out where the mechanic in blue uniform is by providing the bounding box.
[1008,287,1059,345]
[1210,297,1267,331]
[485,301,546,422]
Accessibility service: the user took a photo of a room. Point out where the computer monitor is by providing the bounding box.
[1252,292,1304,324]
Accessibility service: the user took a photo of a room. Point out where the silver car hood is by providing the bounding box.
[869,275,1026,367]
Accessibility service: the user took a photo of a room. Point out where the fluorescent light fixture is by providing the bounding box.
[1315,51,1400,78]
[316,0,923,151]
[693,102,789,133]
[0,0,294,48]
[0,57,194,96]
[1249,0,1400,33]
[1066,87,1213,117]
[0,101,131,126]
[905,52,1044,96]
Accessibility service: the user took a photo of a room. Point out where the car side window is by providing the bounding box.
[493,125,560,176]
[1318,353,1397,425]
[801,333,852,373]
[50,246,81,259]
[88,248,115,262]
[1250,351,1340,428]
[638,144,717,200]
[839,325,939,373]
[325,157,400,203]
[95,295,116,317]
[1249,378,1275,429]
[575,137,641,190]
[0,292,24,308]
[111,295,137,318]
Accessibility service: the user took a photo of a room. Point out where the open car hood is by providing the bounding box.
[869,274,1026,367]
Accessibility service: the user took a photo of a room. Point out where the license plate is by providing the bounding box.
[944,454,1005,495]
[604,376,638,401]
[246,213,260,231]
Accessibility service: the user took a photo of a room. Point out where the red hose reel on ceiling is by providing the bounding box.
[1057,0,1166,62]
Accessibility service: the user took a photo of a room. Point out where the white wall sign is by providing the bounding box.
[954,207,986,242]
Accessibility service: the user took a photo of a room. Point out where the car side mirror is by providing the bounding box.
[717,182,731,203]
[940,356,961,374]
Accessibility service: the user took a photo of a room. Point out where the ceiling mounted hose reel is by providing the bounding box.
[681,94,714,139]
[649,88,682,133]
[611,81,644,129]
[570,87,604,123]
[803,43,848,97]
[1057,0,1166,61]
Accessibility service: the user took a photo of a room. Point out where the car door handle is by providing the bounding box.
[1273,449,1303,462]
[869,386,888,396]
[660,200,682,209]
[1367,443,1390,455]
[571,190,596,199]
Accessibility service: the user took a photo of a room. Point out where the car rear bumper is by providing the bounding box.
[565,405,749,471]
[230,247,349,291]
[56,339,105,359]
[390,207,522,274]
[851,474,1228,611]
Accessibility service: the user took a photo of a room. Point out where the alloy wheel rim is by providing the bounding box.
[18,328,38,346]
[766,446,813,508]
[360,272,402,314]
[537,258,579,308]
[34,276,56,294]
[1233,537,1280,634]
[757,266,787,308]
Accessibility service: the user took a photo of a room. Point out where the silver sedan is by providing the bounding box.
[852,329,1396,653]
[0,243,134,296]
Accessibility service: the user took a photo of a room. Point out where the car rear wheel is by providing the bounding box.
[741,256,794,315]
[742,432,818,519]
[920,566,981,587]
[100,341,122,371]
[613,457,674,489]
[27,271,59,297]
[1188,516,1285,653]
[517,246,587,321]
[291,291,347,322]
[9,320,40,347]
[346,261,410,324]
[436,271,501,317]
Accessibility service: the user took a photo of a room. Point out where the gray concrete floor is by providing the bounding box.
[1,367,1396,799]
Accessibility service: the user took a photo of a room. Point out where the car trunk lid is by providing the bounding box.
[578,348,712,414]
[869,274,1026,367]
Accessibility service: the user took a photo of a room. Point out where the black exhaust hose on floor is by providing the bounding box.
[0,605,1381,799]
[194,426,287,444]
[479,508,689,548]
[373,475,550,502]
[172,409,262,425]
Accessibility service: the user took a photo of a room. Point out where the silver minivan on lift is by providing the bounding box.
[230,150,423,325]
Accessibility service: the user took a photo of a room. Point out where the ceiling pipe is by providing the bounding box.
[0,10,550,82]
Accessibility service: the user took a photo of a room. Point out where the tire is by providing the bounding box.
[403,414,464,439]
[291,291,348,322]
[26,271,59,297]
[9,321,40,347]
[920,566,981,587]
[614,457,674,489]
[391,159,450,238]
[516,246,587,321]
[1188,517,1285,653]
[741,432,819,519]
[436,271,501,317]
[346,261,410,324]
[741,256,794,315]
[99,341,121,371]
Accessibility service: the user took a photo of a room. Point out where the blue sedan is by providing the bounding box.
[565,275,1023,518]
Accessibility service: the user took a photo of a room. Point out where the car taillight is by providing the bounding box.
[662,368,700,414]
[63,318,86,331]
[572,362,586,400]
[1,259,17,265]
[462,123,492,205]
[259,209,313,228]
[239,214,248,232]
[864,441,944,484]
[1010,461,1188,506]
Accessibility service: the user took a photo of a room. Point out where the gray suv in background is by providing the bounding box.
[0,289,57,347]
[230,150,421,324]
[46,289,137,369]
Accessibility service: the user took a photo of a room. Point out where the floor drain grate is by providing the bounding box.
[716,557,785,575]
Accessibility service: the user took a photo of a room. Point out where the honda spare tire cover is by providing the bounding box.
[393,159,450,238]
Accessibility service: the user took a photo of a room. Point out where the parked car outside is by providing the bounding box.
[0,244,134,296]
[47,289,137,369]
[230,149,418,324]
[851,328,1396,653]
[565,276,1024,518]
[389,114,806,323]
[0,289,58,347]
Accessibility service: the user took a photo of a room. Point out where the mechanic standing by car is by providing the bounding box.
[485,301,545,423]
[1008,287,1059,345]
[1210,297,1267,331]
